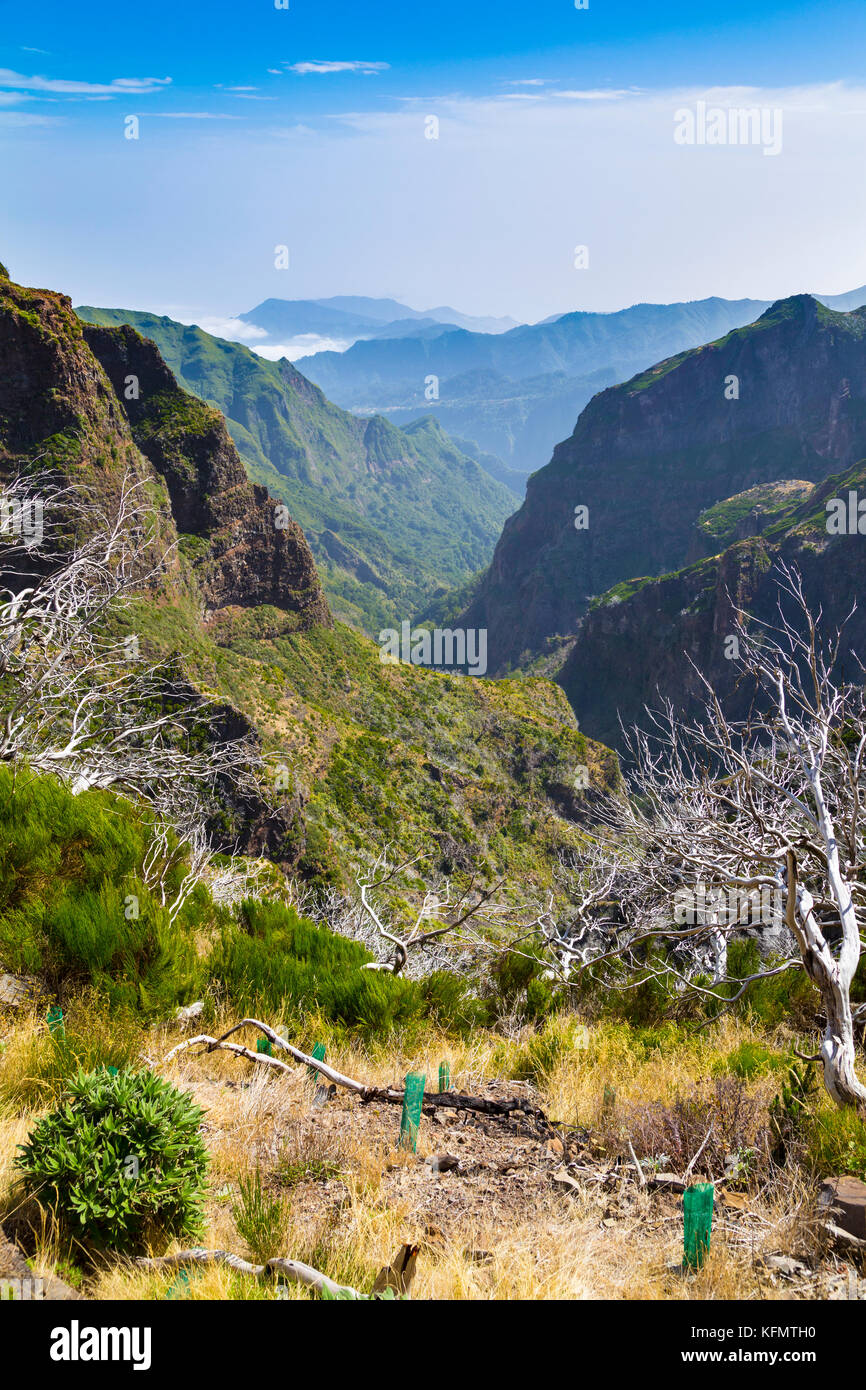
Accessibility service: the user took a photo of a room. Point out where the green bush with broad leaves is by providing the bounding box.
[15,1068,209,1253]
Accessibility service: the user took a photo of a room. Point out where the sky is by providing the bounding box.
[2,0,866,327]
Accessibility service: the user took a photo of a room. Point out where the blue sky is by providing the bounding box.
[2,0,866,325]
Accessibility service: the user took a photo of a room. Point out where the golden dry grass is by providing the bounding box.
[0,1005,845,1301]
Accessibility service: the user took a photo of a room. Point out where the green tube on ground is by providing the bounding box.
[683,1183,714,1270]
[438,1062,450,1093]
[399,1072,426,1151]
[308,1041,326,1079]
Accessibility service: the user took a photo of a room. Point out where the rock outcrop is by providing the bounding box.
[81,321,330,624]
[559,459,866,749]
[461,295,866,674]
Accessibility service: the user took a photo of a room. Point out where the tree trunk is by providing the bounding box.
[820,980,866,1110]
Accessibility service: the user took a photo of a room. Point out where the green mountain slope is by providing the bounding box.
[1,271,618,911]
[75,307,517,635]
[460,295,866,675]
[560,459,866,750]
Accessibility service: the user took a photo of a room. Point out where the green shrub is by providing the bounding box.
[569,948,688,1026]
[714,1041,793,1080]
[0,767,211,1014]
[724,940,817,1027]
[210,899,421,1036]
[488,948,560,1022]
[800,1101,866,1179]
[15,1068,209,1253]
[232,1169,289,1263]
[417,971,485,1032]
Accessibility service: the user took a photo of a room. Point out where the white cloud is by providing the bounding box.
[552,88,637,100]
[185,316,268,342]
[150,112,242,119]
[0,69,171,97]
[285,60,389,76]
[0,111,62,126]
[253,335,357,360]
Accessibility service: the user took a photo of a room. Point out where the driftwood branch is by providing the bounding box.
[158,1017,555,1132]
[134,1248,360,1298]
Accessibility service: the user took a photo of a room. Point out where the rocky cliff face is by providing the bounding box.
[560,460,866,749]
[81,322,331,624]
[0,268,618,896]
[0,276,329,630]
[461,296,866,673]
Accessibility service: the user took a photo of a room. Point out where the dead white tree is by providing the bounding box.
[0,471,261,841]
[550,565,866,1111]
[355,849,504,975]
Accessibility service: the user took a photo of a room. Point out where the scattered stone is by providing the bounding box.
[0,973,37,1007]
[719,1189,751,1210]
[0,1227,81,1300]
[819,1176,866,1240]
[433,1110,462,1127]
[175,1001,205,1023]
[757,1253,810,1279]
[824,1220,866,1254]
[424,1153,462,1173]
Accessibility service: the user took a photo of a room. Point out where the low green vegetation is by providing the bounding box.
[15,1068,209,1254]
[0,766,209,1014]
[75,307,517,633]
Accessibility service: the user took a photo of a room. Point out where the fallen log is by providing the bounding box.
[159,1017,555,1134]
[135,1248,361,1299]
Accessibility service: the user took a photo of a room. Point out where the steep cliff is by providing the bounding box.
[81,322,330,623]
[461,296,866,673]
[560,459,866,750]
[76,306,517,634]
[1,270,618,900]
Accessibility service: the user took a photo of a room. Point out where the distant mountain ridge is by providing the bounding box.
[76,305,516,635]
[238,295,518,347]
[296,287,866,477]
[458,293,866,676]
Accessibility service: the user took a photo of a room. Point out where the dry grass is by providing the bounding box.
[0,1004,846,1300]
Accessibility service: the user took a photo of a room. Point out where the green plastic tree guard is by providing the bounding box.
[438,1062,450,1094]
[308,1041,326,1080]
[399,1072,426,1151]
[46,1006,64,1036]
[256,1037,272,1056]
[683,1183,714,1270]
